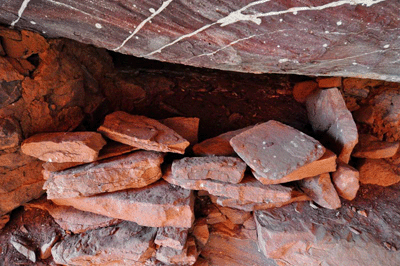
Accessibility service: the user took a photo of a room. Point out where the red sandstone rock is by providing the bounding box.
[293,80,319,103]
[44,151,164,199]
[98,111,190,154]
[331,161,359,200]
[1,30,48,59]
[230,120,325,182]
[155,227,189,250]
[0,56,24,82]
[0,117,22,150]
[298,173,341,209]
[0,214,10,230]
[352,134,399,159]
[52,221,157,265]
[193,218,209,247]
[156,236,198,265]
[40,232,59,260]
[206,206,226,225]
[192,126,253,156]
[217,206,251,225]
[52,180,195,228]
[358,159,400,187]
[21,132,107,163]
[161,117,200,145]
[6,57,35,76]
[252,149,337,184]
[172,156,246,184]
[306,88,358,163]
[317,77,342,88]
[352,105,375,125]
[343,78,382,98]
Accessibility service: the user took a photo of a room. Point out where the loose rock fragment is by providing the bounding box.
[0,116,22,150]
[98,111,190,154]
[217,206,251,225]
[358,159,400,187]
[298,173,341,209]
[306,88,358,163]
[10,235,36,263]
[230,120,325,181]
[193,218,209,246]
[40,232,59,259]
[161,117,200,145]
[52,180,195,228]
[156,236,198,266]
[293,80,319,103]
[352,134,399,159]
[21,132,106,163]
[44,151,164,199]
[331,161,360,200]
[52,221,157,265]
[155,227,189,250]
[0,214,10,230]
[172,156,246,184]
[317,77,342,88]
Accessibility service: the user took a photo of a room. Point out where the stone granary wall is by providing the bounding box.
[0,27,400,265]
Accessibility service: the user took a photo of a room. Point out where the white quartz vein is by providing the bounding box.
[10,0,31,26]
[113,0,174,51]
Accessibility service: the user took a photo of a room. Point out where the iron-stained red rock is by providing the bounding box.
[155,227,189,250]
[352,134,399,159]
[193,218,209,246]
[358,159,400,187]
[98,111,190,154]
[317,77,342,88]
[217,206,251,225]
[331,161,359,200]
[172,156,246,184]
[44,151,164,199]
[230,120,325,182]
[293,80,319,103]
[161,117,200,145]
[306,88,358,163]
[52,180,195,228]
[156,236,198,266]
[21,132,106,163]
[0,116,22,150]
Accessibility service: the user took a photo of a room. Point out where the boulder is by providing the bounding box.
[161,117,200,145]
[331,161,360,200]
[155,227,189,250]
[352,134,399,159]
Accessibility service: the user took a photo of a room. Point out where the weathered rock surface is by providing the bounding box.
[10,235,36,263]
[252,149,337,184]
[317,77,342,88]
[52,221,157,265]
[21,132,107,163]
[293,80,318,103]
[358,159,400,187]
[52,180,195,228]
[298,173,341,209]
[332,161,360,200]
[44,151,164,199]
[156,236,198,265]
[216,206,251,225]
[0,214,10,230]
[161,117,200,145]
[192,126,252,156]
[0,56,23,82]
[230,120,325,182]
[98,111,190,154]
[192,218,209,247]
[0,116,22,150]
[155,227,188,250]
[172,156,246,184]
[306,88,358,163]
[352,134,399,159]
[40,232,59,260]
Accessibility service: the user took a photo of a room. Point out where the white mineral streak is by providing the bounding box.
[10,0,31,26]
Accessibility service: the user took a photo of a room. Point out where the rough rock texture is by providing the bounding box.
[317,77,342,88]
[255,182,400,265]
[26,199,122,234]
[172,156,246,184]
[332,161,360,200]
[298,173,341,209]
[192,218,209,247]
[217,206,251,225]
[21,132,107,163]
[358,158,400,187]
[252,149,337,185]
[40,232,59,259]
[52,180,195,228]
[306,88,358,163]
[161,117,200,145]
[52,221,157,265]
[155,227,188,251]
[156,236,198,265]
[10,235,36,263]
[230,120,325,182]
[0,214,10,230]
[44,151,164,199]
[352,134,399,159]
[1,1,399,82]
[98,111,190,154]
[293,80,318,103]
[0,116,22,150]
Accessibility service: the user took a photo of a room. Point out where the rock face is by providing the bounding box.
[352,134,399,159]
[98,111,190,154]
[0,116,22,150]
[332,161,360,200]
[230,120,325,182]
[21,132,107,163]
[44,151,164,199]
[52,221,157,265]
[172,156,246,184]
[306,88,358,163]
[52,180,195,228]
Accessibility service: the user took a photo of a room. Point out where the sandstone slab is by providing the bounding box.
[306,88,358,163]
[230,120,325,181]
[298,173,341,209]
[155,227,188,250]
[358,159,400,187]
[98,111,190,154]
[44,151,164,199]
[21,132,107,163]
[331,161,360,200]
[156,236,198,266]
[293,80,318,103]
[52,221,157,265]
[0,116,22,150]
[352,134,399,159]
[192,126,253,156]
[172,156,246,184]
[161,117,200,145]
[252,149,336,184]
[52,180,195,228]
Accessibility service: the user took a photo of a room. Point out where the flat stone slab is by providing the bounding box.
[44,151,164,199]
[230,120,325,181]
[298,173,341,209]
[252,149,336,185]
[155,227,188,250]
[161,117,199,145]
[172,156,246,184]
[21,132,106,163]
[52,180,195,228]
[358,159,400,187]
[352,134,399,159]
[98,111,190,154]
[332,161,359,200]
[306,88,358,163]
[52,221,157,265]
